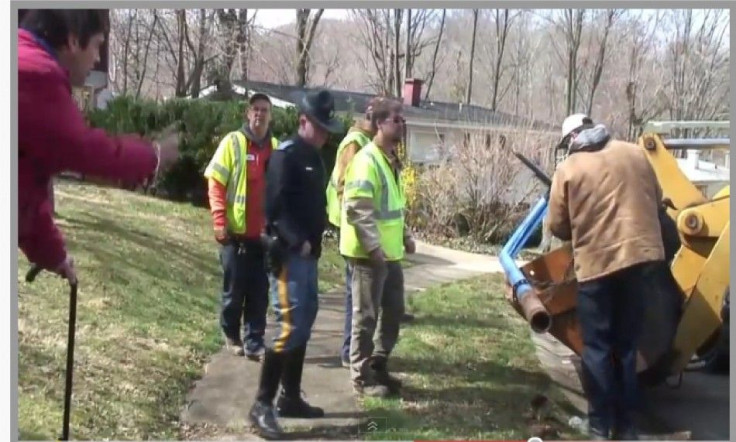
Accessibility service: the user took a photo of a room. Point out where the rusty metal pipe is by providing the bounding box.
[518,291,552,333]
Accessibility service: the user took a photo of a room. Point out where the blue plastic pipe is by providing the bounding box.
[499,196,549,302]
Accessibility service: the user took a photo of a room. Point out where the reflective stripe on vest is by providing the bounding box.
[212,132,278,234]
[366,153,404,220]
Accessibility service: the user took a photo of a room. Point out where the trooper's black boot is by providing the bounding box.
[276,344,325,418]
[248,349,285,439]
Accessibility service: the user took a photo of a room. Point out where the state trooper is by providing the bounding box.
[248,90,344,439]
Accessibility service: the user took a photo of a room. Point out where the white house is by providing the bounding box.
[213,79,559,169]
[676,149,730,198]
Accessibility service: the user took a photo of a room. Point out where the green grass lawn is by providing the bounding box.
[17,180,560,441]
[360,274,584,441]
[16,180,348,440]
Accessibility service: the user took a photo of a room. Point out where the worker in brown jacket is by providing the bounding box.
[546,114,665,441]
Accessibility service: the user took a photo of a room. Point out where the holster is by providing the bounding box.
[260,232,287,274]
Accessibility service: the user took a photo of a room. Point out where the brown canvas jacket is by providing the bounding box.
[546,138,665,282]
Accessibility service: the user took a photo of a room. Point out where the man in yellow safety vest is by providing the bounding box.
[326,97,380,368]
[340,98,415,398]
[203,93,279,360]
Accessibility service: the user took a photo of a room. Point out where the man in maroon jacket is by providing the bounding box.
[18,10,179,284]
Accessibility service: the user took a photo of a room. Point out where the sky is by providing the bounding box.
[251,8,728,29]
[253,9,349,29]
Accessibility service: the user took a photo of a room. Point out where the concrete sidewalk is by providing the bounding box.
[531,330,730,440]
[179,241,511,440]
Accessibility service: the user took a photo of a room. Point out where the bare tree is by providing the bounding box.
[507,10,543,116]
[108,9,158,98]
[486,9,519,110]
[296,9,324,87]
[662,9,730,125]
[351,9,395,95]
[546,9,586,115]
[412,124,547,241]
[393,9,403,96]
[185,9,213,97]
[351,9,438,96]
[423,9,446,100]
[449,49,468,103]
[577,9,623,115]
[212,9,258,92]
[621,10,665,139]
[466,9,479,104]
[405,9,412,78]
[252,27,294,85]
[403,9,437,80]
[239,10,258,82]
[151,9,214,97]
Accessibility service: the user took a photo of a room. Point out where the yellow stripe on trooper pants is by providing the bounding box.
[274,266,292,353]
[269,253,320,353]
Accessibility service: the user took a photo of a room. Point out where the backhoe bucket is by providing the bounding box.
[506,243,683,385]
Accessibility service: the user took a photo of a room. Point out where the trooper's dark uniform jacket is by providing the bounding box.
[264,135,328,259]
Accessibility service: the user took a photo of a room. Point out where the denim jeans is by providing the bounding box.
[577,262,654,435]
[219,241,269,350]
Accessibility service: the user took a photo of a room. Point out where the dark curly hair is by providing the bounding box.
[20,9,109,50]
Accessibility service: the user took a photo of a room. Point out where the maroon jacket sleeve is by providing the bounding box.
[21,69,159,183]
[18,197,67,271]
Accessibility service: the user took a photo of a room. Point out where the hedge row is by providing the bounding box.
[86,95,355,205]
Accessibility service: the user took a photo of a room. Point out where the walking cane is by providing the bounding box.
[25,264,78,441]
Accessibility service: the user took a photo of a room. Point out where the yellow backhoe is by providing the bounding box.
[501,120,730,386]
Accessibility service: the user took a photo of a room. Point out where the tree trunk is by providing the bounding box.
[491,9,510,111]
[175,10,187,97]
[466,9,479,105]
[296,9,324,87]
[423,9,446,101]
[404,9,412,79]
[393,9,403,97]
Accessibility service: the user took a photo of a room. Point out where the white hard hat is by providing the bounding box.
[561,113,593,139]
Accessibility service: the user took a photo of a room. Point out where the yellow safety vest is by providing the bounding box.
[204,130,278,235]
[326,130,373,227]
[339,142,406,261]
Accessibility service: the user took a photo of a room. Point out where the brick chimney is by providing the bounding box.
[402,78,423,107]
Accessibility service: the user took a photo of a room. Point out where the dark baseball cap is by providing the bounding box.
[248,92,272,105]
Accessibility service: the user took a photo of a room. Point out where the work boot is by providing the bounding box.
[276,344,324,418]
[370,356,402,393]
[352,380,391,398]
[249,349,285,439]
[223,333,244,356]
[248,401,282,440]
[245,340,266,361]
